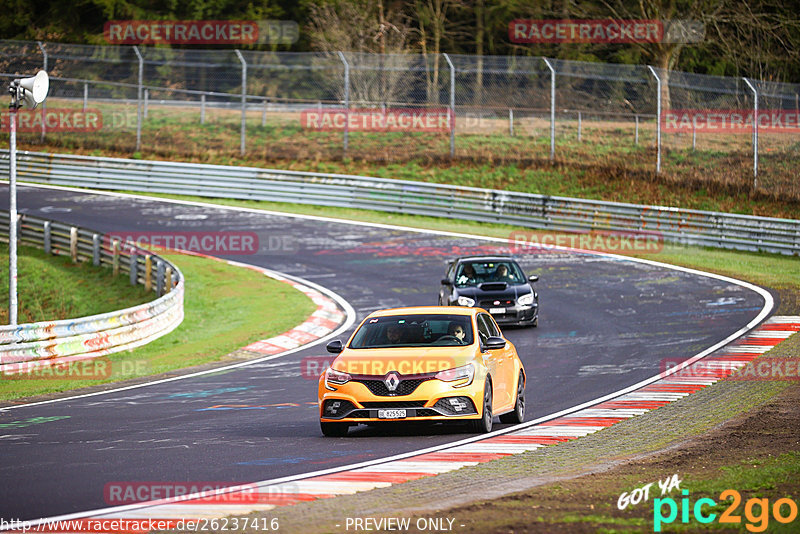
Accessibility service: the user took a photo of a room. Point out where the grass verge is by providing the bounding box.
[0,251,316,401]
[0,242,152,324]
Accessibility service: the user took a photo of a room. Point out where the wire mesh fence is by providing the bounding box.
[1,39,798,199]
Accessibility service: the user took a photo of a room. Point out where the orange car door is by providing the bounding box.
[478,314,507,409]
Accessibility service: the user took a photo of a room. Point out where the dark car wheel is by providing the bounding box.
[468,380,493,433]
[500,371,525,424]
[320,421,350,437]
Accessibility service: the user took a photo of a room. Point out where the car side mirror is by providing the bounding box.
[528,274,539,283]
[484,336,506,350]
[441,278,452,285]
[326,340,343,354]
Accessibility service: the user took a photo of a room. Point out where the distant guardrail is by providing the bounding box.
[1,150,799,256]
[0,210,183,373]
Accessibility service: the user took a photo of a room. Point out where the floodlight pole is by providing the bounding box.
[8,102,18,326]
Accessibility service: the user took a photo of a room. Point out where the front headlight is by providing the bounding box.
[435,364,475,387]
[457,296,476,307]
[518,293,535,306]
[325,367,351,389]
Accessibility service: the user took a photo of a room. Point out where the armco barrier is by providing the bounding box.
[0,210,183,373]
[1,150,799,255]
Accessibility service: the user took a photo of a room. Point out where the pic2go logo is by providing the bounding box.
[654,489,798,532]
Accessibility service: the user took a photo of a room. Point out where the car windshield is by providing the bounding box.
[454,260,525,287]
[349,314,474,348]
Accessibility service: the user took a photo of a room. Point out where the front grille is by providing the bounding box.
[433,397,478,416]
[360,400,427,408]
[354,377,432,397]
[480,299,514,308]
[416,409,439,417]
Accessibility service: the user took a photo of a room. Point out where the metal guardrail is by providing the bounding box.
[1,150,799,256]
[0,209,183,372]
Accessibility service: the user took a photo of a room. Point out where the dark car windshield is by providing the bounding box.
[350,314,474,348]
[454,260,525,288]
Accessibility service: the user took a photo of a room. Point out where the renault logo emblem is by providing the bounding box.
[384,372,400,392]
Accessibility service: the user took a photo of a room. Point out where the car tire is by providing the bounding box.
[499,371,525,424]
[320,421,349,437]
[468,380,493,433]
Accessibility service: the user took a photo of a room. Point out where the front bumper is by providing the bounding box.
[488,303,538,325]
[319,376,484,423]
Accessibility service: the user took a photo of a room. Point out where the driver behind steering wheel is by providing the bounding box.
[448,322,467,344]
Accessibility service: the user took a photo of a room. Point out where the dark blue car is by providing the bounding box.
[439,255,539,327]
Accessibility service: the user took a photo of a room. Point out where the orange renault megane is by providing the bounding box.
[318,306,526,437]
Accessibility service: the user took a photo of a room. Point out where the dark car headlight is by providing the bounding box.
[518,293,535,306]
[324,367,351,390]
[457,296,476,307]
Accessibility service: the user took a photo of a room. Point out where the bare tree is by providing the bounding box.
[307,0,415,105]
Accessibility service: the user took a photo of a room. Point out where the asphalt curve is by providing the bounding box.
[0,185,769,521]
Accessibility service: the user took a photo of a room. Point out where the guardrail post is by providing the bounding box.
[156,259,165,295]
[37,41,47,142]
[337,52,350,157]
[647,66,662,174]
[262,98,268,127]
[543,58,556,162]
[112,239,120,276]
[165,266,173,293]
[443,53,456,158]
[43,221,51,254]
[743,78,758,189]
[69,227,78,263]
[92,233,101,266]
[144,255,152,291]
[235,49,247,156]
[200,94,206,124]
[130,251,138,285]
[133,46,143,152]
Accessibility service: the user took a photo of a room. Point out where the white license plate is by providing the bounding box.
[489,307,505,314]
[378,409,407,419]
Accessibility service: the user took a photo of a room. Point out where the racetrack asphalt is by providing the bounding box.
[0,185,770,521]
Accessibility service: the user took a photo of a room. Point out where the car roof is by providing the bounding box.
[366,306,477,318]
[454,255,517,263]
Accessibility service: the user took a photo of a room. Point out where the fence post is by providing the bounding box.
[83,83,88,113]
[543,58,556,162]
[635,115,639,145]
[647,66,662,174]
[201,93,206,124]
[443,53,456,157]
[509,108,514,136]
[143,88,149,119]
[337,51,350,157]
[262,97,268,127]
[92,233,101,266]
[37,41,47,142]
[130,251,138,286]
[43,221,51,254]
[743,78,758,189]
[133,46,143,152]
[234,49,247,156]
[69,227,78,263]
[112,239,120,276]
[577,111,582,142]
